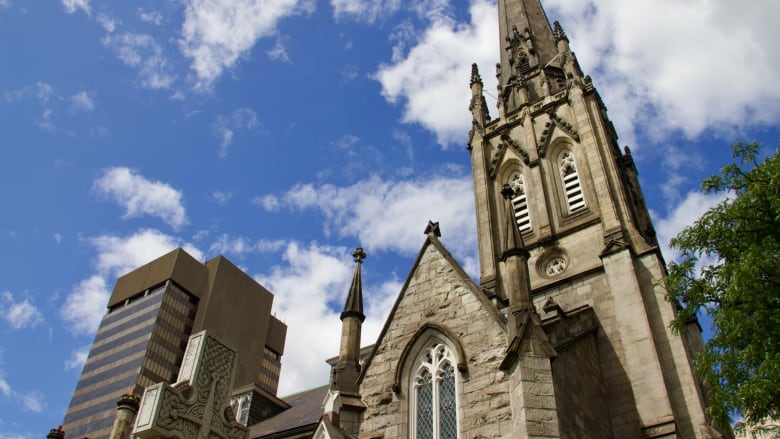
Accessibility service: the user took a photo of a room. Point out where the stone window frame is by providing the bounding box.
[409,340,459,439]
[557,148,586,214]
[545,138,596,228]
[394,324,467,439]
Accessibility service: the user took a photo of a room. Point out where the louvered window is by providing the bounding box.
[508,172,531,232]
[558,150,586,213]
[412,342,459,439]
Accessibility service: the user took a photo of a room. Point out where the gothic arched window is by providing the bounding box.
[508,171,531,232]
[411,342,458,439]
[557,149,586,213]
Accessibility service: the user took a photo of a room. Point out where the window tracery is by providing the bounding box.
[411,342,458,439]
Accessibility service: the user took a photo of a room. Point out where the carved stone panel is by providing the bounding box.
[133,331,248,439]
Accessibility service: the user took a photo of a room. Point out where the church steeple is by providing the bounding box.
[465,1,718,436]
[331,247,366,396]
[496,0,583,115]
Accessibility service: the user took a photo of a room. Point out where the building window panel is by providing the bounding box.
[411,342,459,439]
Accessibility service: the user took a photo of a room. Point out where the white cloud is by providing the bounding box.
[138,8,163,25]
[102,32,175,89]
[652,190,728,262]
[179,0,315,88]
[267,37,291,63]
[374,0,498,148]
[65,346,90,371]
[209,234,286,257]
[96,12,118,33]
[0,0,10,10]
[212,190,233,205]
[89,229,203,278]
[330,0,402,23]
[257,242,398,395]
[0,293,43,330]
[0,355,44,413]
[61,0,90,15]
[544,0,780,144]
[60,229,203,335]
[93,167,188,229]
[278,174,477,257]
[60,275,109,335]
[253,194,280,211]
[70,91,94,111]
[213,108,259,158]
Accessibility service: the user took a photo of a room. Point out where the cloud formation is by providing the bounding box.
[256,241,399,395]
[330,0,402,23]
[652,190,728,262]
[0,354,44,413]
[70,91,95,111]
[0,293,43,330]
[270,174,477,258]
[93,167,188,229]
[61,0,90,15]
[213,108,259,158]
[374,0,498,147]
[545,0,780,144]
[179,0,315,88]
[102,32,176,89]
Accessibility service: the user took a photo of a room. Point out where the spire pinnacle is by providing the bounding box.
[340,247,365,322]
[470,63,483,87]
[553,20,568,43]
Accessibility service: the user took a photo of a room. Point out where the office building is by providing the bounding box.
[61,248,286,439]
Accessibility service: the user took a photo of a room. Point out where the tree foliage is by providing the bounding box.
[666,142,780,427]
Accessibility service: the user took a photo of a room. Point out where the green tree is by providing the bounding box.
[666,141,780,428]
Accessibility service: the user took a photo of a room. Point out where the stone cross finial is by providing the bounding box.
[352,247,366,263]
[133,331,248,439]
[424,220,441,237]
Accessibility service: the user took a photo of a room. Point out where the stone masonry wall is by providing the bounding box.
[358,243,512,438]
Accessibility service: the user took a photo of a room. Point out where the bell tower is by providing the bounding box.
[468,0,724,437]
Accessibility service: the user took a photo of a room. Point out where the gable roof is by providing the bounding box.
[250,385,329,439]
[357,232,506,384]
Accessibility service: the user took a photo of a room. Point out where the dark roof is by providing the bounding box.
[250,384,329,438]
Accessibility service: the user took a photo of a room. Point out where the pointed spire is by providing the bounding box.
[470,63,483,87]
[553,20,568,43]
[497,0,559,80]
[340,247,366,322]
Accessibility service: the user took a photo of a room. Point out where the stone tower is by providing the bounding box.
[467,0,721,437]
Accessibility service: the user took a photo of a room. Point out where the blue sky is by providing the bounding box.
[1,0,779,437]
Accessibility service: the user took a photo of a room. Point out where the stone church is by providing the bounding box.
[294,0,727,437]
[53,0,730,438]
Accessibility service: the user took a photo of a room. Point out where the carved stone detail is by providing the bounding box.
[133,331,248,439]
[488,133,530,178]
[537,112,580,158]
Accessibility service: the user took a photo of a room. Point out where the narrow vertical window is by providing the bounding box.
[558,150,586,213]
[438,363,457,439]
[508,172,531,232]
[412,342,459,439]
[416,370,434,439]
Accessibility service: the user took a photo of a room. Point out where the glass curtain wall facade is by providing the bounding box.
[61,281,197,439]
